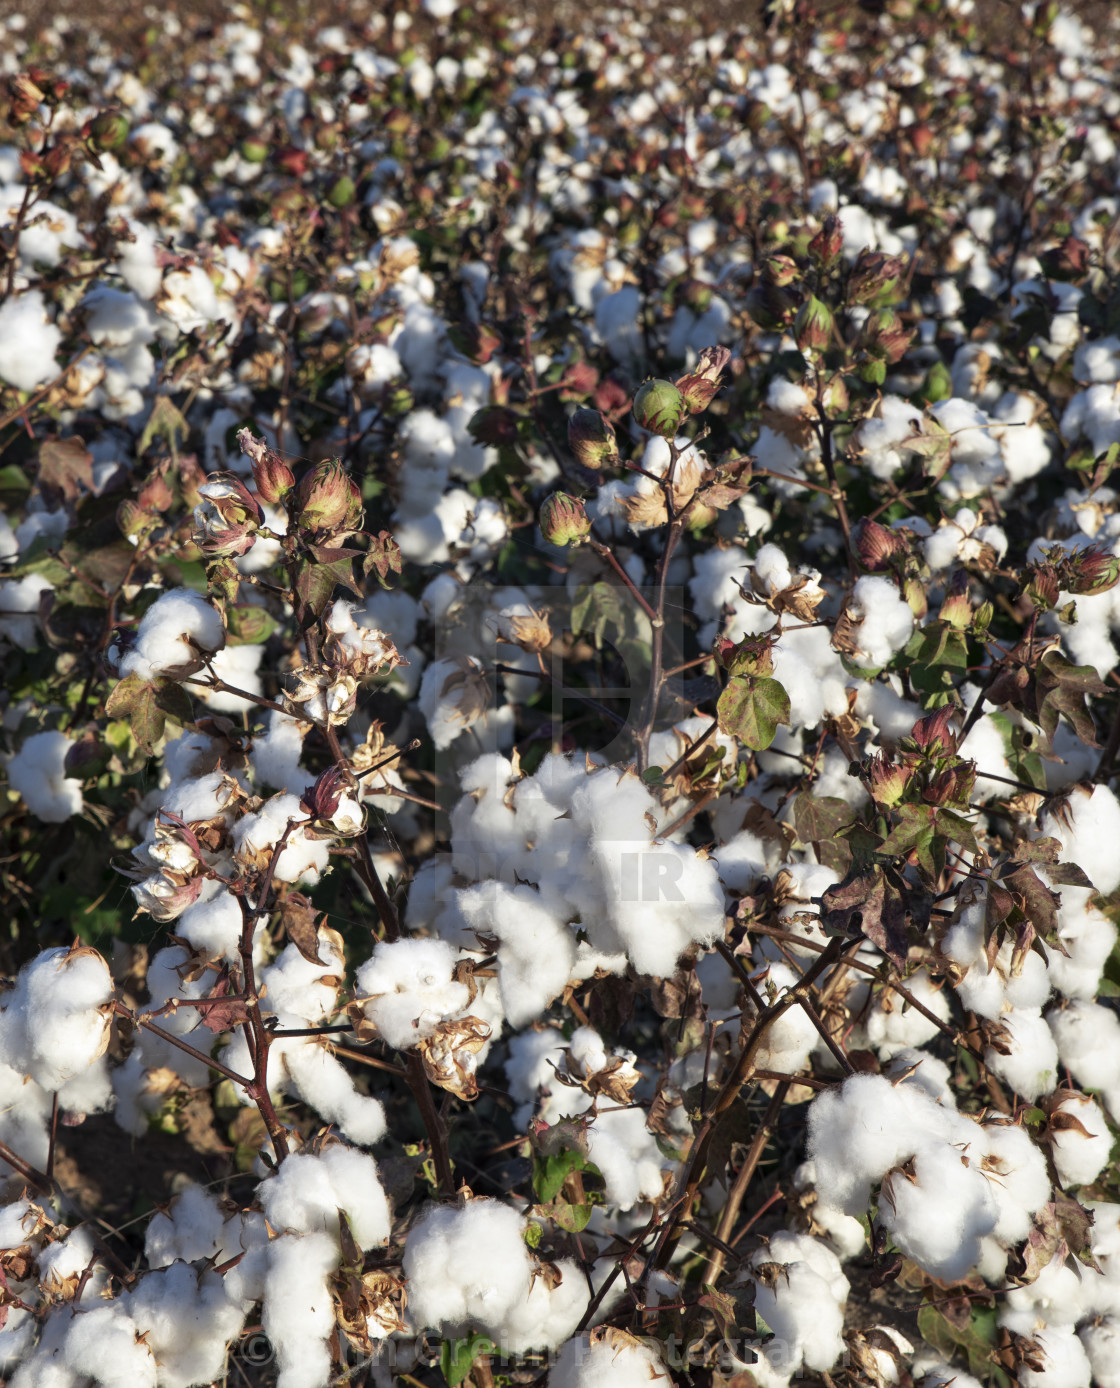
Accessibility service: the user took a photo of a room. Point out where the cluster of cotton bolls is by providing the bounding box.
[7,3,1120,1388]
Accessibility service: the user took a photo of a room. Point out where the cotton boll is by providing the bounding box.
[1080,1318,1120,1388]
[176,886,243,960]
[63,1303,158,1388]
[504,1025,568,1128]
[745,1245,847,1373]
[354,937,471,1048]
[251,712,311,795]
[1048,1093,1112,1187]
[806,1073,953,1216]
[197,643,264,714]
[403,1199,533,1337]
[0,290,63,392]
[0,573,55,650]
[585,1107,671,1211]
[1045,884,1118,1000]
[418,654,489,749]
[878,1137,1000,1282]
[262,1231,338,1388]
[1037,784,1120,896]
[232,794,328,885]
[1048,1002,1120,1110]
[0,945,113,1092]
[845,576,915,669]
[456,881,575,1027]
[979,1121,1052,1244]
[144,1183,228,1268]
[127,1263,245,1388]
[745,962,818,1073]
[550,1330,672,1388]
[912,1354,985,1388]
[6,730,83,822]
[279,1042,388,1147]
[864,969,950,1059]
[985,1009,1058,1102]
[493,1256,586,1353]
[118,588,225,681]
[259,1146,390,1249]
[1019,1325,1092,1388]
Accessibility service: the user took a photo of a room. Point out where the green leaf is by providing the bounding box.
[792,792,856,845]
[549,1201,593,1232]
[533,1147,591,1204]
[226,604,280,646]
[717,675,790,751]
[916,1301,998,1379]
[440,1333,494,1387]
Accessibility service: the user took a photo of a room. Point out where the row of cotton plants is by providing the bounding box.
[4,1,1120,1386]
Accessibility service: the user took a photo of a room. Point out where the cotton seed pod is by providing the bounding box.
[863,309,913,364]
[540,492,591,546]
[857,519,907,572]
[808,214,844,267]
[567,407,618,469]
[632,378,686,437]
[866,754,912,808]
[795,295,833,354]
[296,459,363,533]
[675,344,732,413]
[239,428,295,504]
[131,869,205,921]
[848,249,906,304]
[193,473,265,557]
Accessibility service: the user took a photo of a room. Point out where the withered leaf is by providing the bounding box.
[280,893,325,965]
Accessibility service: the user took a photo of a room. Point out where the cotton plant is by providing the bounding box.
[5,6,1120,1388]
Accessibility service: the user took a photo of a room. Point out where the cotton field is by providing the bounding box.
[3,1,1120,1385]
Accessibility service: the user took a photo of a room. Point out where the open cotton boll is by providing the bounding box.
[878,1137,999,1282]
[127,1263,245,1388]
[6,730,83,823]
[550,1330,672,1388]
[743,962,818,1073]
[1080,1319,1120,1388]
[455,881,575,1027]
[261,1231,338,1388]
[418,654,489,749]
[354,937,471,1049]
[743,1243,847,1374]
[1036,784,1120,896]
[845,575,914,668]
[259,1146,390,1249]
[863,968,950,1059]
[251,712,311,795]
[0,945,113,1092]
[0,573,55,650]
[1043,883,1117,1000]
[117,588,225,680]
[806,1072,955,1216]
[912,1354,985,1388]
[62,1302,158,1388]
[1048,1093,1112,1187]
[585,1107,670,1211]
[0,289,63,392]
[979,1121,1052,1245]
[232,794,329,885]
[144,1183,228,1268]
[196,643,264,714]
[176,885,245,961]
[491,1257,586,1354]
[985,1008,1058,1102]
[276,1041,387,1147]
[1049,1002,1120,1113]
[403,1199,534,1337]
[1019,1325,1093,1388]
[504,1025,568,1128]
[855,395,926,479]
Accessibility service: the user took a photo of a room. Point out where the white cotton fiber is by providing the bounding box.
[262,1231,338,1388]
[0,946,112,1092]
[455,880,575,1026]
[550,1331,672,1387]
[846,575,914,669]
[258,1145,390,1249]
[7,730,83,822]
[1037,785,1120,896]
[402,1198,532,1336]
[118,588,225,681]
[0,290,62,392]
[355,937,470,1048]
